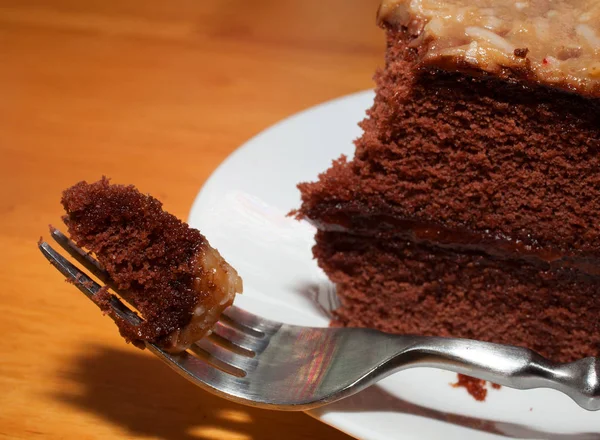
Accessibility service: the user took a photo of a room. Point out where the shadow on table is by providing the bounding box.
[318,385,600,439]
[54,345,599,440]
[52,345,347,440]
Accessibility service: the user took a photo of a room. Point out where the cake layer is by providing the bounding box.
[378,0,600,96]
[317,230,600,362]
[298,29,600,259]
[62,178,242,352]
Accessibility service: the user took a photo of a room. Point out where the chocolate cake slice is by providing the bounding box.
[62,178,242,352]
[297,0,600,362]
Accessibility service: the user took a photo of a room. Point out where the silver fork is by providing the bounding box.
[39,229,600,411]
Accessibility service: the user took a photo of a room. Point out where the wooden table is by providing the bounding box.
[0,1,383,438]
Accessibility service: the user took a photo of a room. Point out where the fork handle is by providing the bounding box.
[384,335,600,410]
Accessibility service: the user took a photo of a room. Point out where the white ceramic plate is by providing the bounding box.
[188,90,600,440]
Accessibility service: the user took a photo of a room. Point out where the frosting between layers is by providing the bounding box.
[310,211,600,276]
[378,0,600,96]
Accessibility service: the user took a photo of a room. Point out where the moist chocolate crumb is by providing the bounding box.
[453,374,487,401]
[61,177,209,348]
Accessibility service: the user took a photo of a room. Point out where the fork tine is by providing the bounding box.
[191,340,258,373]
[211,321,269,353]
[223,305,282,335]
[50,228,112,285]
[39,241,101,297]
[50,229,144,314]
[39,241,141,326]
[147,346,249,401]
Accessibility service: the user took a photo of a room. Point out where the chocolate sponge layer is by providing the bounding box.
[317,231,600,362]
[62,178,206,346]
[298,28,600,362]
[300,29,600,257]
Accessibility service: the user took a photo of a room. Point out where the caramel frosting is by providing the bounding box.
[163,245,243,353]
[378,0,600,96]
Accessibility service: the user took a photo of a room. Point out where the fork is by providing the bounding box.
[39,228,600,411]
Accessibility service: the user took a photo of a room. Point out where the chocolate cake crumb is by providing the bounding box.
[452,374,501,402]
[453,374,487,402]
[61,177,242,351]
[92,286,113,312]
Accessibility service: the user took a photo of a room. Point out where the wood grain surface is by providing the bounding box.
[0,0,383,438]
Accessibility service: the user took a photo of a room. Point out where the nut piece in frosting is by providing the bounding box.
[378,0,600,96]
[61,177,242,352]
